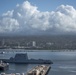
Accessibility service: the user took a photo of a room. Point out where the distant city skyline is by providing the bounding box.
[0,0,76,36]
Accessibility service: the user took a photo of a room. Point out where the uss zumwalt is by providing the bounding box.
[0,53,53,64]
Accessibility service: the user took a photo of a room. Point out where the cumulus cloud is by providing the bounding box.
[0,1,76,35]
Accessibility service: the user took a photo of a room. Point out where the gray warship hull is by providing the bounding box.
[0,59,52,64]
[0,53,53,64]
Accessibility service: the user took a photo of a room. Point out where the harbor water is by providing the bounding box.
[0,50,76,75]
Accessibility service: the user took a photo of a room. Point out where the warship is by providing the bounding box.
[0,53,53,64]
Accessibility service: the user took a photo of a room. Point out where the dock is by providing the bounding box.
[0,65,51,75]
[26,65,51,75]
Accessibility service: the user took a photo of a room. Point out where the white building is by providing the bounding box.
[32,41,36,47]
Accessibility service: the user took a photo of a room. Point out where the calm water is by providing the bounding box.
[0,50,76,75]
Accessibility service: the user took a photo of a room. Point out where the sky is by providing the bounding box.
[0,0,76,36]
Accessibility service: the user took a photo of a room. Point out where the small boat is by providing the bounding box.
[0,52,5,54]
[0,60,9,71]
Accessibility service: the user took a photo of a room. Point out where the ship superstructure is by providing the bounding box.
[0,53,53,64]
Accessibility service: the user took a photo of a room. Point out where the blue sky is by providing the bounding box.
[0,0,76,35]
[0,0,76,15]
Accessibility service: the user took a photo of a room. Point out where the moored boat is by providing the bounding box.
[0,60,9,71]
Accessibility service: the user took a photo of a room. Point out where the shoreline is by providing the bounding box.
[0,49,76,52]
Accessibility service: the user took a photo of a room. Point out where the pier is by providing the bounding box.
[0,65,51,75]
[26,65,51,75]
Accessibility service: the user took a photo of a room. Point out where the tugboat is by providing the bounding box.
[0,60,9,71]
[0,52,5,54]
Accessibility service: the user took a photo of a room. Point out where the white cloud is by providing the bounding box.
[0,17,19,33]
[2,10,14,17]
[0,1,76,35]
